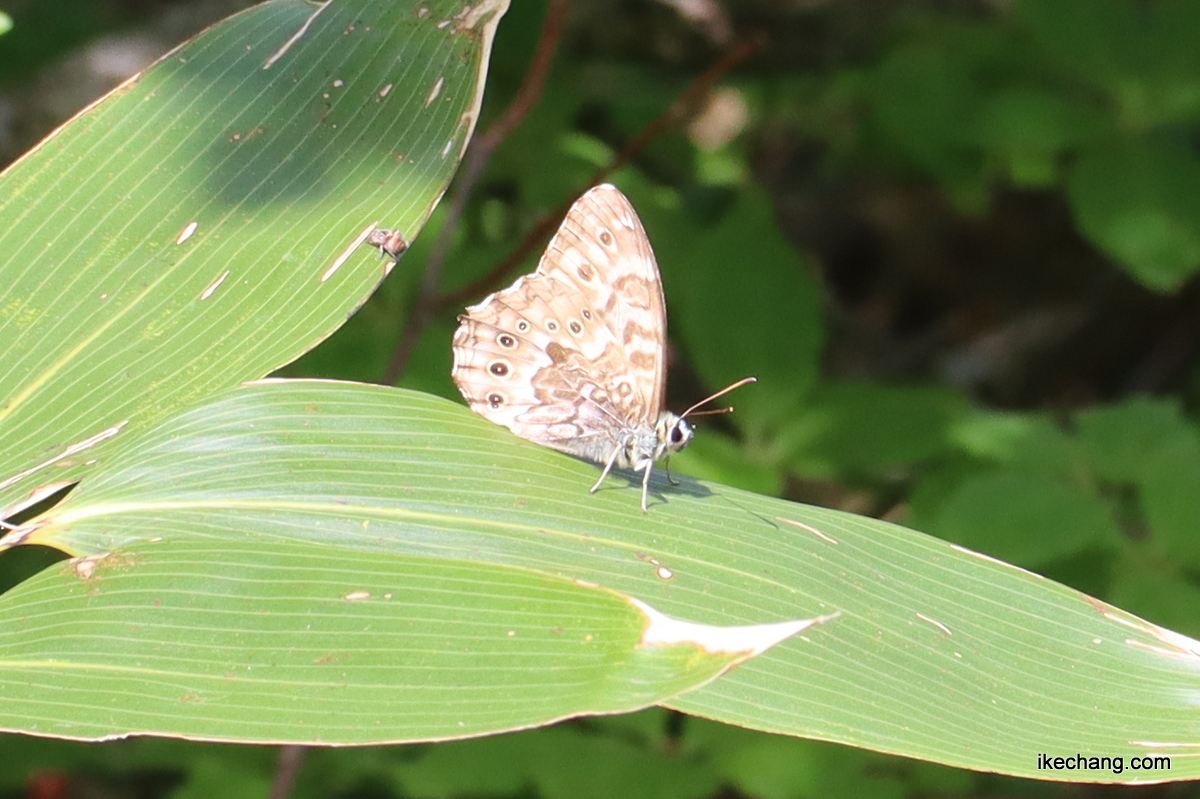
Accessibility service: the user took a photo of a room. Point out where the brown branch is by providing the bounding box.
[1120,278,1200,393]
[267,745,306,799]
[437,35,761,313]
[590,36,760,186]
[384,0,572,384]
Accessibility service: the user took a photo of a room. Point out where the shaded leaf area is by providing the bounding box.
[13,380,1199,780]
[0,0,502,512]
[0,534,757,743]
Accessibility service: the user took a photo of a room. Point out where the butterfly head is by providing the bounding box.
[648,376,757,464]
[654,412,694,460]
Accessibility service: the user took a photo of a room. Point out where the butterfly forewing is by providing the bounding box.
[541,185,668,422]
[451,184,669,467]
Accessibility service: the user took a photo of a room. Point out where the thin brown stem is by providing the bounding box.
[437,36,761,313]
[267,745,306,799]
[385,0,572,384]
[588,36,760,187]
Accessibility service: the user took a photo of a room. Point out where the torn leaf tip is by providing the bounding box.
[629,598,840,657]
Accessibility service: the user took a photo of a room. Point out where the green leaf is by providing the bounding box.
[921,469,1123,566]
[1017,0,1142,89]
[5,380,1199,781]
[950,411,1076,475]
[871,45,983,181]
[1110,572,1200,641]
[1077,398,1200,568]
[949,410,1044,461]
[789,382,969,477]
[1154,0,1200,123]
[0,0,504,513]
[1133,437,1200,570]
[1075,396,1193,484]
[1019,0,1200,126]
[1068,141,1200,290]
[976,88,1107,187]
[0,532,777,743]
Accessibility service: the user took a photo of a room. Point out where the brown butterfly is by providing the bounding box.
[451,184,751,511]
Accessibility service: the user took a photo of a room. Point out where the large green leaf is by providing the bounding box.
[7,380,1196,782]
[0,0,505,513]
[0,534,813,743]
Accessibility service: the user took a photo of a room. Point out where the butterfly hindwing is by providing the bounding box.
[452,272,624,455]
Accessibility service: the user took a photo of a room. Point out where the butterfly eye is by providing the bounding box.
[577,264,594,281]
[568,320,583,335]
[486,392,505,409]
[488,361,510,377]
[545,320,558,332]
[581,309,593,320]
[599,230,614,246]
[497,334,517,349]
[516,320,530,333]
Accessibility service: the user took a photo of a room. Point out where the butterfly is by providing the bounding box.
[451,183,752,512]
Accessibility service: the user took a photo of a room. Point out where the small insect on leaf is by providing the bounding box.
[366,229,409,259]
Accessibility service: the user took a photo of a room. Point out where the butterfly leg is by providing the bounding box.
[590,446,623,496]
[640,463,654,513]
[664,458,680,487]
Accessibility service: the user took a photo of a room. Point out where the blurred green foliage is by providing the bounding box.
[0,0,125,85]
[869,0,1200,288]
[0,712,983,799]
[3,0,1200,795]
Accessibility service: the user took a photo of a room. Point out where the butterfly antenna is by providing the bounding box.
[680,377,757,420]
[686,407,734,417]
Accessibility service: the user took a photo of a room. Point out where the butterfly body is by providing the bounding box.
[452,184,692,511]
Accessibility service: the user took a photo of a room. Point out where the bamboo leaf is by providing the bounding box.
[0,533,820,743]
[0,0,505,512]
[7,380,1196,781]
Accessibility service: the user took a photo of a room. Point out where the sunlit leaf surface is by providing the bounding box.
[0,0,504,512]
[7,380,1196,780]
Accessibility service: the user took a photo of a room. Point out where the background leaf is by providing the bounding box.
[1068,141,1200,290]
